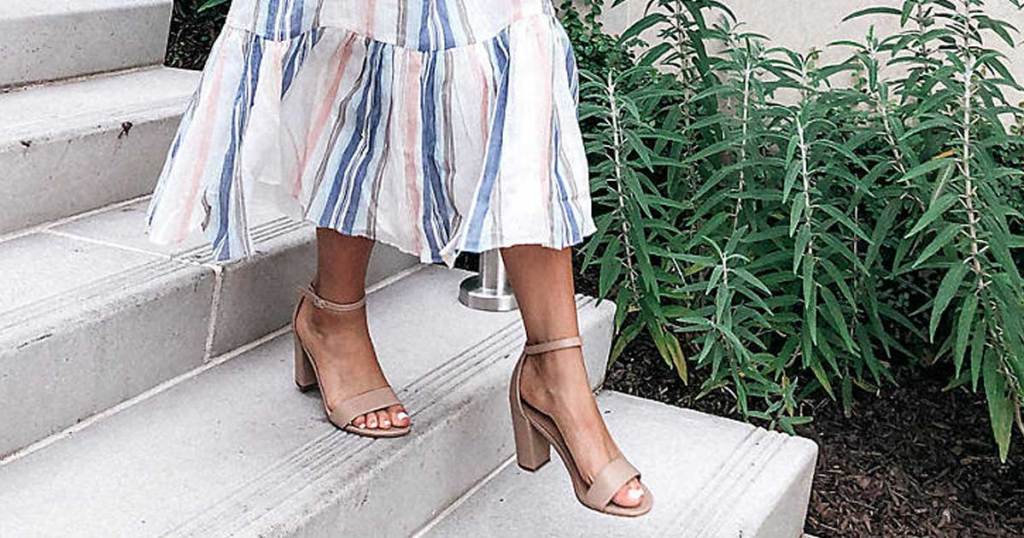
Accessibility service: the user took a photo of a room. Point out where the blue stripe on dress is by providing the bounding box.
[288,0,304,37]
[281,29,319,96]
[552,118,580,242]
[419,52,448,260]
[418,0,432,52]
[264,0,280,37]
[212,36,264,260]
[463,29,511,251]
[342,45,390,232]
[565,36,579,105]
[320,42,378,228]
[436,0,457,50]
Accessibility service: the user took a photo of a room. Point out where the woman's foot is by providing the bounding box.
[293,292,410,431]
[518,345,646,509]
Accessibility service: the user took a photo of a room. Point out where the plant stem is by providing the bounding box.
[606,72,640,294]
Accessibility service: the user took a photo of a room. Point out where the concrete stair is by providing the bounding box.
[0,267,616,537]
[0,66,199,235]
[0,197,416,459]
[0,0,173,88]
[415,392,819,538]
[0,2,418,459]
[0,3,820,537]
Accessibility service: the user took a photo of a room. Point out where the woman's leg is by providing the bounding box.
[293,229,409,430]
[500,244,646,508]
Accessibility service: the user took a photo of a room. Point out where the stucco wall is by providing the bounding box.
[591,0,1023,104]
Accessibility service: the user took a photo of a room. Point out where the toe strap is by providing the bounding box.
[583,456,641,510]
[330,387,401,427]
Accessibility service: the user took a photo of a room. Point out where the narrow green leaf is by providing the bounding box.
[907,193,960,237]
[954,293,978,378]
[930,263,970,342]
[912,224,962,268]
[982,352,1014,462]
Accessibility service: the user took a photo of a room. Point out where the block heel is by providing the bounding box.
[294,337,318,391]
[511,398,551,471]
[508,335,653,517]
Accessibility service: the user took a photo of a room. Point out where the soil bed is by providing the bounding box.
[168,6,1022,536]
[576,266,1024,538]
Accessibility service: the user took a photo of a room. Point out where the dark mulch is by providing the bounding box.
[167,5,1023,536]
[166,1,226,70]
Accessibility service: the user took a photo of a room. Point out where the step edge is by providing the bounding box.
[0,67,198,146]
[0,261,428,467]
[0,214,306,341]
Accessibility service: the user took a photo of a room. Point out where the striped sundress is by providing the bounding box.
[145,0,595,267]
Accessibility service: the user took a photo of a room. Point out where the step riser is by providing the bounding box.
[0,261,215,459]
[0,112,182,236]
[748,450,817,538]
[165,296,616,537]
[0,224,417,459]
[0,1,172,88]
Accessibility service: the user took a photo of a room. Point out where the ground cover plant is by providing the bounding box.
[574,0,1024,462]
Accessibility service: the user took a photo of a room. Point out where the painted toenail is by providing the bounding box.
[627,488,644,500]
[396,412,408,421]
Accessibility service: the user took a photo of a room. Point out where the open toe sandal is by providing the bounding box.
[509,335,652,517]
[292,284,410,438]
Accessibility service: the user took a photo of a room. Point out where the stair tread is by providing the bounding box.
[0,266,613,537]
[0,0,168,19]
[0,1,172,88]
[0,66,198,145]
[418,391,819,538]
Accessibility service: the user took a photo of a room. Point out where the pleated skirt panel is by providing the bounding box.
[146,0,594,266]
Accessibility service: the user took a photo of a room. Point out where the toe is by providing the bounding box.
[389,405,410,427]
[353,414,367,429]
[365,413,378,429]
[611,478,645,508]
[376,410,391,429]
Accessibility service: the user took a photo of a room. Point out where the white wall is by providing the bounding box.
[592,0,1024,105]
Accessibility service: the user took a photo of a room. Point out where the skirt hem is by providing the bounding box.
[145,216,596,269]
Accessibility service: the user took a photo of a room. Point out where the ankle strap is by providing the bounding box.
[298,285,366,313]
[524,336,583,355]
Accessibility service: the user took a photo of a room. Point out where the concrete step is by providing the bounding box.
[0,0,173,88]
[0,266,616,538]
[417,392,818,538]
[0,198,416,459]
[0,66,198,236]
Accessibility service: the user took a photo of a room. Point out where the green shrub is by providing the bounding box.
[581,0,1024,460]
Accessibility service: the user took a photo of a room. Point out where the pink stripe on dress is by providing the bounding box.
[363,0,377,36]
[177,37,229,241]
[293,33,360,198]
[402,54,425,254]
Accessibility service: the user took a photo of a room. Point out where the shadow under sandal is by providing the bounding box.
[509,336,653,517]
[293,285,410,438]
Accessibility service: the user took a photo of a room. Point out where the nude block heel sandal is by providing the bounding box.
[509,335,653,517]
[292,285,410,438]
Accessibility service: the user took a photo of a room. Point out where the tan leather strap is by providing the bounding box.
[523,336,582,355]
[330,386,401,427]
[298,285,366,313]
[583,456,641,510]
